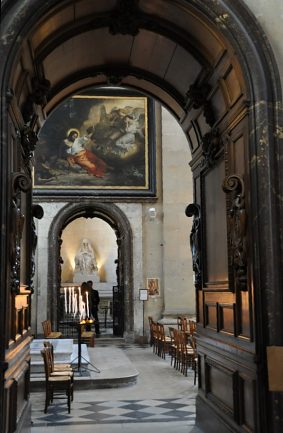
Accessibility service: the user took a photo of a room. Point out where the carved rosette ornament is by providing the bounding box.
[222,174,247,291]
[10,173,32,293]
[185,203,202,289]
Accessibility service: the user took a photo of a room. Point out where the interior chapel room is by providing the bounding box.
[1,1,283,433]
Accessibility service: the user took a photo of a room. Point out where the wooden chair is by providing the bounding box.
[190,334,198,385]
[151,321,159,355]
[43,344,74,395]
[177,316,183,330]
[188,319,197,335]
[41,348,73,413]
[43,341,73,372]
[42,320,62,339]
[81,331,95,347]
[168,327,177,366]
[173,329,182,370]
[182,317,188,332]
[158,323,171,359]
[148,316,154,346]
[180,331,195,376]
[79,321,96,347]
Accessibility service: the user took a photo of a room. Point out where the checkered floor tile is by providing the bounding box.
[31,397,196,426]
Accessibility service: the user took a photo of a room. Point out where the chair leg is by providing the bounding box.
[44,395,48,414]
[44,386,50,413]
[68,386,71,413]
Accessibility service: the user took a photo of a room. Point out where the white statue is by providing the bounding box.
[74,238,98,274]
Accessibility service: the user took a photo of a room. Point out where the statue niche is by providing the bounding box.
[73,238,100,283]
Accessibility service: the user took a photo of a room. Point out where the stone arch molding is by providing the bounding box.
[47,201,134,337]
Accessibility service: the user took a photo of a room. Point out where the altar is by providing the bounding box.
[30,339,90,373]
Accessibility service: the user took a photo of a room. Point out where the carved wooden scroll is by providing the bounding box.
[185,203,202,289]
[222,174,247,292]
[21,125,38,170]
[10,173,31,293]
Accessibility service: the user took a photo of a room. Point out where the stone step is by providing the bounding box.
[31,346,138,391]
[95,336,126,346]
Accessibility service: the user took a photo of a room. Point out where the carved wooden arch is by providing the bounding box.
[1,1,283,433]
[47,201,134,337]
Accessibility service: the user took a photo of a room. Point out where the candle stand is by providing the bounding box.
[70,319,100,374]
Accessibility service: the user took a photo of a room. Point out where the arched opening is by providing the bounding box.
[60,217,117,336]
[45,201,134,339]
[1,2,283,433]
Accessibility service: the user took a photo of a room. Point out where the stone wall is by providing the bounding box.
[32,105,194,338]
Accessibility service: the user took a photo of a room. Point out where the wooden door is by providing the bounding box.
[112,285,124,337]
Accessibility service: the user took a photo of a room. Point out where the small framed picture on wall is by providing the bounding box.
[147,278,160,297]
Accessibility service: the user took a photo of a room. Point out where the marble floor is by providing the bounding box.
[30,343,202,433]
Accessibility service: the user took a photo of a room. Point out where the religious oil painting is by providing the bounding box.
[33,93,155,196]
[147,278,160,297]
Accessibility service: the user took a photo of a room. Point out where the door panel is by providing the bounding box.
[112,285,124,337]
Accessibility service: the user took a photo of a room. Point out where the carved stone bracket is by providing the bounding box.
[10,173,32,293]
[23,77,50,123]
[185,203,202,289]
[201,128,223,169]
[186,83,215,127]
[222,174,247,291]
[109,0,140,36]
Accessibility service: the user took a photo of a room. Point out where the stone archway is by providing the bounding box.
[47,201,134,338]
[1,2,283,433]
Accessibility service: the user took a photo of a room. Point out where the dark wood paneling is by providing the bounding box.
[205,358,235,414]
[221,66,242,106]
[218,303,235,335]
[197,335,257,432]
[188,124,200,153]
[239,291,251,339]
[203,159,228,286]
[205,302,218,331]
[239,374,256,431]
[198,290,203,324]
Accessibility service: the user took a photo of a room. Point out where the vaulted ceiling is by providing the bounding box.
[13,1,239,118]
[7,0,245,153]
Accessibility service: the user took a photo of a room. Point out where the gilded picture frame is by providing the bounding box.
[33,91,156,197]
[147,278,160,298]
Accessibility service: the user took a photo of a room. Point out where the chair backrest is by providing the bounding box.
[191,333,197,352]
[177,317,183,330]
[42,320,52,337]
[158,323,165,340]
[41,348,52,379]
[182,317,188,332]
[173,328,180,348]
[44,341,55,369]
[189,320,196,335]
[168,327,175,341]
